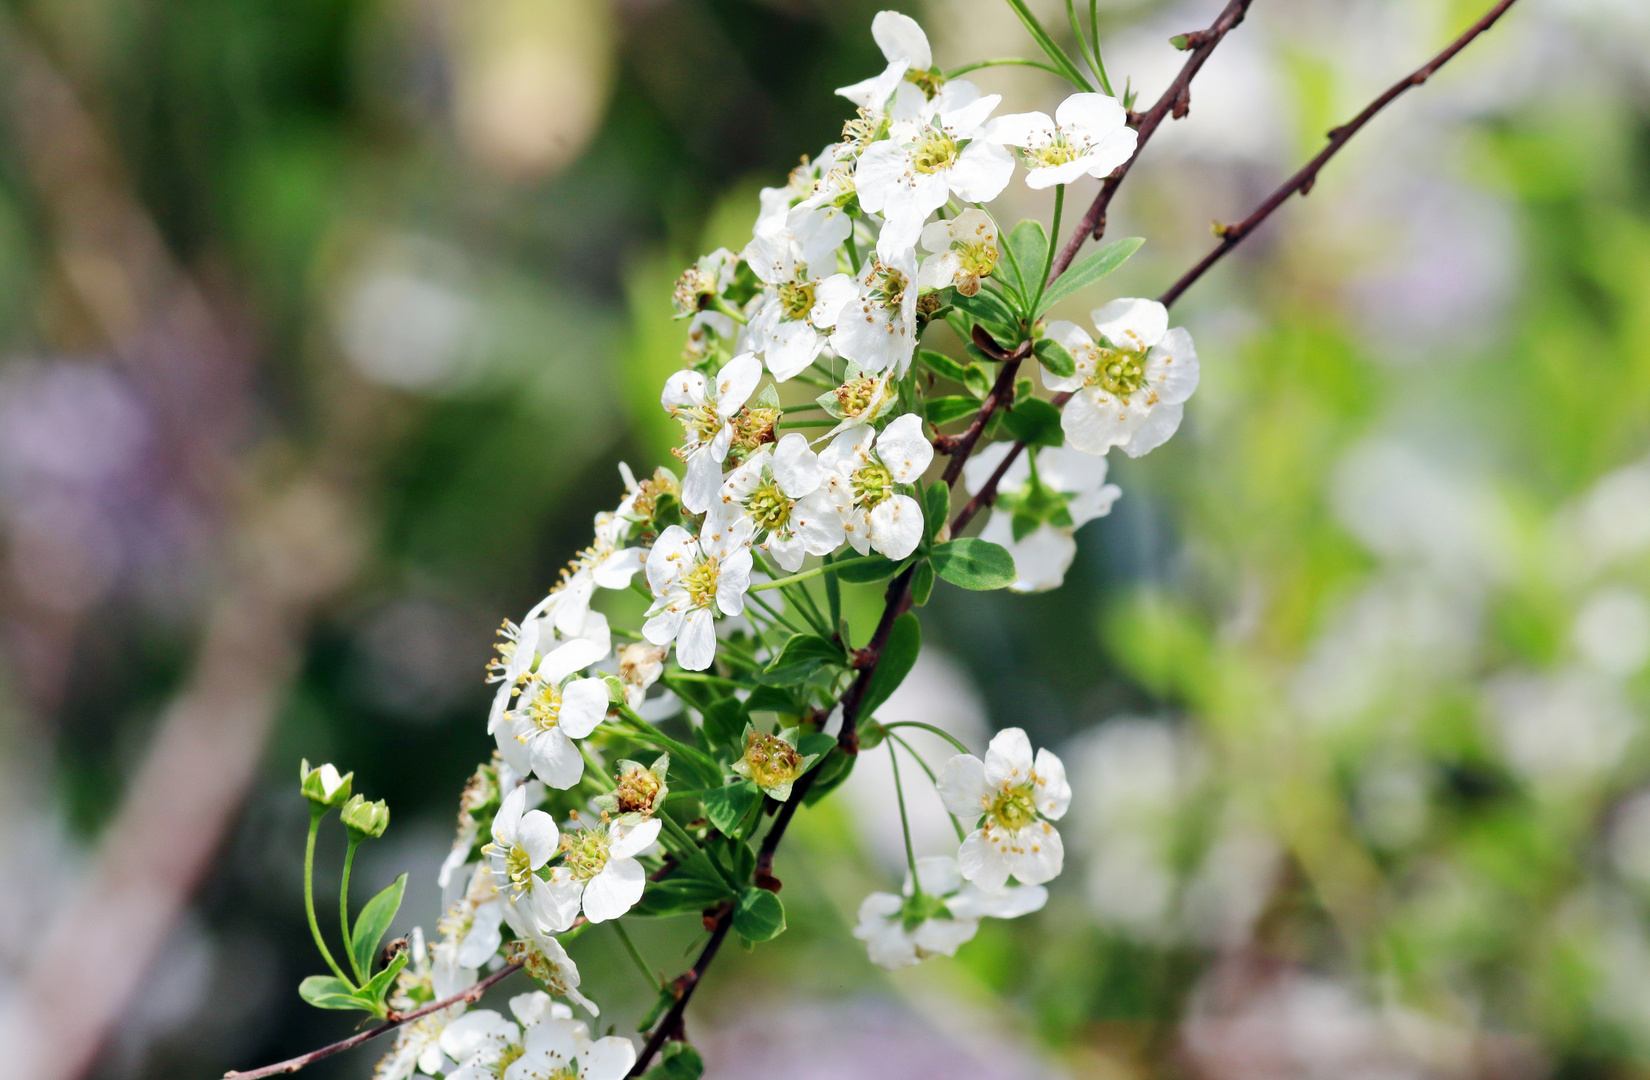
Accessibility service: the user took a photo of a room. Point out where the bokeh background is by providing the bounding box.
[2,0,1650,1076]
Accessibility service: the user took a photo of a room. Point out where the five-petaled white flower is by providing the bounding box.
[964,442,1121,592]
[743,231,854,382]
[836,10,935,115]
[820,413,934,560]
[988,92,1138,190]
[487,601,612,738]
[856,82,1014,258]
[939,728,1071,890]
[854,855,1048,970]
[661,352,763,512]
[1043,298,1199,458]
[817,248,920,376]
[917,208,999,296]
[642,521,755,671]
[511,1013,636,1080]
[544,816,662,924]
[710,432,845,572]
[440,992,572,1080]
[496,671,610,790]
[375,928,478,1080]
[483,786,575,936]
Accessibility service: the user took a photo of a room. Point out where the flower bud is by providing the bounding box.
[341,794,391,838]
[299,759,353,808]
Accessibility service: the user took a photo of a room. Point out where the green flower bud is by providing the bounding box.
[299,758,353,808]
[341,794,390,838]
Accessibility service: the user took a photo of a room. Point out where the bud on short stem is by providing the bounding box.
[341,794,391,839]
[300,758,353,808]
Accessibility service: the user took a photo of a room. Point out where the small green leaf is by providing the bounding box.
[911,559,936,606]
[833,555,902,584]
[644,1041,706,1080]
[1037,237,1144,314]
[744,684,804,717]
[1007,220,1049,298]
[861,613,920,721]
[758,633,844,686]
[633,874,737,917]
[926,395,978,426]
[951,285,1019,328]
[961,363,994,399]
[637,985,676,1034]
[700,697,747,751]
[299,975,368,1011]
[1003,397,1064,447]
[921,484,950,546]
[702,780,760,836]
[797,732,837,761]
[1033,336,1076,378]
[803,748,856,806]
[350,872,406,980]
[357,949,408,1010]
[917,349,969,382]
[733,887,786,942]
[930,538,1018,590]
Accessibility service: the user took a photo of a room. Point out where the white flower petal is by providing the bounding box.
[581,858,647,922]
[557,678,609,739]
[869,494,924,560]
[875,412,933,483]
[937,753,990,818]
[871,9,931,68]
[517,809,559,868]
[771,432,824,497]
[676,608,717,671]
[1033,747,1071,820]
[984,727,1035,787]
[1091,297,1168,352]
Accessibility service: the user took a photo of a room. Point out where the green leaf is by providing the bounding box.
[637,985,676,1034]
[1037,237,1144,314]
[833,554,902,584]
[350,872,406,980]
[700,697,747,750]
[797,732,837,761]
[1033,336,1076,378]
[733,887,786,942]
[299,975,368,1011]
[702,780,760,836]
[758,633,844,686]
[1006,220,1049,299]
[643,1042,706,1080]
[1003,397,1064,447]
[861,612,920,721]
[930,538,1018,590]
[917,349,969,382]
[961,363,994,400]
[744,684,804,717]
[911,559,936,606]
[357,949,408,1009]
[949,290,1019,345]
[634,873,736,918]
[921,484,950,546]
[926,395,979,426]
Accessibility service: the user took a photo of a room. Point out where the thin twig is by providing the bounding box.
[1050,0,1255,280]
[223,962,524,1080]
[1157,0,1520,307]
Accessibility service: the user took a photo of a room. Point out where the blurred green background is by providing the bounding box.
[3,0,1650,1077]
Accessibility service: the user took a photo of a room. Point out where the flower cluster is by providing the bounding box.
[278,10,1207,1071]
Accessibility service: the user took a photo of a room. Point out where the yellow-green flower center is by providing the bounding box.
[672,403,724,443]
[835,376,878,418]
[504,844,534,896]
[778,279,816,321]
[746,479,793,533]
[491,1045,526,1077]
[524,680,563,733]
[1027,132,1082,168]
[852,462,895,509]
[954,238,998,279]
[989,784,1039,832]
[741,732,804,791]
[911,129,959,174]
[903,67,947,100]
[871,263,908,310]
[683,557,721,609]
[615,767,663,816]
[1087,346,1148,398]
[560,828,611,881]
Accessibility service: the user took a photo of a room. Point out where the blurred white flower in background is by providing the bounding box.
[1485,669,1636,792]
[1572,587,1650,677]
[338,235,483,393]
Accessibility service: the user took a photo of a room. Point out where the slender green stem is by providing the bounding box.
[887,740,921,892]
[889,732,967,842]
[581,744,615,791]
[778,418,837,427]
[659,813,740,890]
[611,626,644,641]
[1066,0,1101,84]
[708,296,748,325]
[1089,0,1112,96]
[822,551,842,632]
[882,720,973,755]
[1032,184,1064,310]
[663,671,747,689]
[749,555,886,592]
[945,57,1066,78]
[746,588,807,636]
[340,835,364,982]
[304,807,351,986]
[782,402,827,413]
[618,706,721,782]
[1002,0,1094,91]
[613,921,662,990]
[788,368,837,390]
[841,236,861,275]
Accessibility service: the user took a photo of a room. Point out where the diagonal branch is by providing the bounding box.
[1158,0,1520,307]
[1050,0,1255,280]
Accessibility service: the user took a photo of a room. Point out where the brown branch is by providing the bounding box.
[1050,0,1255,280]
[1157,0,1521,308]
[223,963,524,1080]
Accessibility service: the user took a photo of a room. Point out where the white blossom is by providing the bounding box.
[854,855,1047,970]
[1044,298,1199,458]
[376,928,479,1080]
[917,208,999,296]
[513,931,599,1016]
[661,352,763,512]
[487,603,612,738]
[642,522,754,671]
[483,786,579,936]
[709,433,845,571]
[441,992,573,1080]
[820,414,933,560]
[543,816,662,924]
[816,247,920,375]
[496,672,610,790]
[743,232,853,381]
[964,442,1121,592]
[512,1013,636,1080]
[856,81,1013,258]
[939,728,1071,890]
[836,10,931,113]
[987,92,1137,189]
[616,641,667,709]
